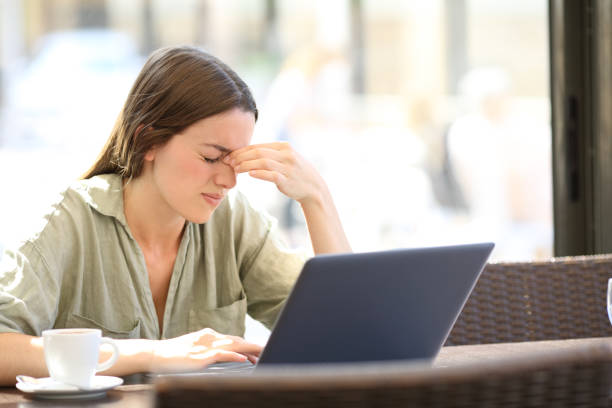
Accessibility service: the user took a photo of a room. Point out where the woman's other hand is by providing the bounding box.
[148,328,262,372]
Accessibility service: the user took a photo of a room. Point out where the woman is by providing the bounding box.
[0,46,350,384]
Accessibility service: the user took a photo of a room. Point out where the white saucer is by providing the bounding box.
[16,375,123,400]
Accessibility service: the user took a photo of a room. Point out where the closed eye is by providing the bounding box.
[202,155,222,164]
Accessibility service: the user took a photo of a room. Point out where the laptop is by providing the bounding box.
[151,242,494,377]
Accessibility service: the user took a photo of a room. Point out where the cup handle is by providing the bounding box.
[607,278,612,325]
[96,337,120,373]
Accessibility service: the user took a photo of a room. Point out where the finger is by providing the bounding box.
[247,169,286,185]
[234,158,287,175]
[205,335,263,356]
[226,335,265,356]
[225,146,285,167]
[202,349,249,365]
[222,340,264,356]
[228,142,290,158]
[245,353,259,364]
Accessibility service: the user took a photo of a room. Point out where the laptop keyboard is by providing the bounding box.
[201,361,256,374]
[148,361,256,380]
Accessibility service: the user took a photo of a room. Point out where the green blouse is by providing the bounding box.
[0,174,304,340]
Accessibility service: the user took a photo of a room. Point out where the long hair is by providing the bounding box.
[82,46,258,179]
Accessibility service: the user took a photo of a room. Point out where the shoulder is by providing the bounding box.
[65,174,123,216]
[10,174,122,253]
[54,173,122,223]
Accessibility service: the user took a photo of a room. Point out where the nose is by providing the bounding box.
[214,162,237,190]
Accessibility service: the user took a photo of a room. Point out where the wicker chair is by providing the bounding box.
[445,254,612,346]
[155,342,612,408]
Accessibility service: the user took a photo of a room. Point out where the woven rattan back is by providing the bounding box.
[155,343,612,408]
[446,254,612,345]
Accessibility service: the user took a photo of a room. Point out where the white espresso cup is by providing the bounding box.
[42,328,119,389]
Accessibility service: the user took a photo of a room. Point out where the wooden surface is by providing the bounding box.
[1,338,609,407]
[0,384,154,407]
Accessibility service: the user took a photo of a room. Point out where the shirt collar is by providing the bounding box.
[77,173,129,227]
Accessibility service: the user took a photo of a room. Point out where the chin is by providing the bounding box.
[186,209,215,224]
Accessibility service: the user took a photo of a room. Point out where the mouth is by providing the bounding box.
[201,193,224,206]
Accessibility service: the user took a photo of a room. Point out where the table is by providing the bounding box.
[0,383,153,407]
[435,336,611,367]
[1,337,609,407]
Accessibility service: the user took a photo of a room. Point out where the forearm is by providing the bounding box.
[0,333,154,386]
[98,338,154,377]
[300,183,351,255]
[0,333,47,385]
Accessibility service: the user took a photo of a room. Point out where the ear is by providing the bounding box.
[144,148,156,162]
[136,124,156,162]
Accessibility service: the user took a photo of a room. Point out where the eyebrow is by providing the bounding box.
[201,143,231,153]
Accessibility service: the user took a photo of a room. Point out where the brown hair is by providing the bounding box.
[82,46,258,179]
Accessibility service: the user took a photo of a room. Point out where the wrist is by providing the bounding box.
[298,179,330,211]
[143,339,158,372]
[122,338,157,373]
[97,338,157,376]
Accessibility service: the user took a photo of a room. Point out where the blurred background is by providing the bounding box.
[0,1,551,341]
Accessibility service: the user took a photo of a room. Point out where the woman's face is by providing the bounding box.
[144,108,255,223]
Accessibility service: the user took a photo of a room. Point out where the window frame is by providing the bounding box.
[550,0,612,256]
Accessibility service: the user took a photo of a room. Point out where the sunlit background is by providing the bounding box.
[0,0,551,343]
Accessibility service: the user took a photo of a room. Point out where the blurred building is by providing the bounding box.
[0,0,551,260]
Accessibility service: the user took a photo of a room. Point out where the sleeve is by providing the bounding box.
[234,195,307,330]
[0,242,60,336]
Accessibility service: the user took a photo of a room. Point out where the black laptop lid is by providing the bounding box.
[258,242,494,365]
